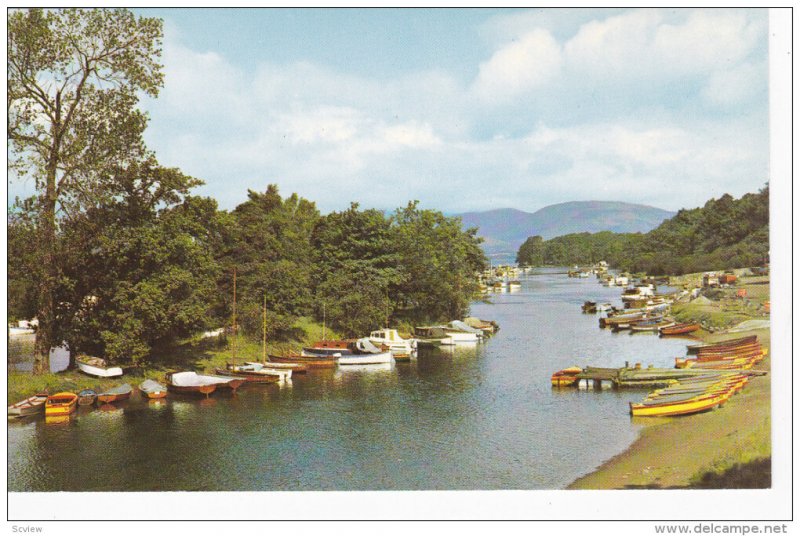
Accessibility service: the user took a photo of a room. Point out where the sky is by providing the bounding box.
[12,8,772,215]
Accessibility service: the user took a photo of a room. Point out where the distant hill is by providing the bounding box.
[457,201,675,256]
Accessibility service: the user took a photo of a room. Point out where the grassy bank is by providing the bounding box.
[569,271,771,489]
[7,316,337,405]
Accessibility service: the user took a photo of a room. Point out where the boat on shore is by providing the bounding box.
[686,335,758,354]
[139,379,168,399]
[45,392,78,416]
[660,323,700,336]
[8,393,48,417]
[97,383,133,404]
[77,389,97,406]
[76,356,123,378]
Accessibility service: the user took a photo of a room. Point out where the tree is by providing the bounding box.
[58,162,219,366]
[8,9,163,373]
[391,202,486,324]
[311,203,403,336]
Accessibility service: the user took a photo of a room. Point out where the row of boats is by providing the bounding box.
[9,320,501,417]
[551,335,767,417]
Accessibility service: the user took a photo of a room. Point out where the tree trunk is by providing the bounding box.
[32,93,61,375]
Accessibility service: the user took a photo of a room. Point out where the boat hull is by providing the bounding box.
[338,351,393,365]
[269,354,337,368]
[76,361,124,378]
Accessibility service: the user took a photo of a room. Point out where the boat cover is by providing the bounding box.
[356,338,383,354]
[447,320,483,335]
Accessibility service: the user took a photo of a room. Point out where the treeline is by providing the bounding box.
[516,186,769,275]
[7,9,485,372]
[8,184,485,366]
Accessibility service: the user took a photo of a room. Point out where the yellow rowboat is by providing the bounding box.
[45,392,78,416]
[630,390,733,417]
[645,378,747,401]
[551,366,582,387]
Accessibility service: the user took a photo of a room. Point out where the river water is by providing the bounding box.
[8,269,692,491]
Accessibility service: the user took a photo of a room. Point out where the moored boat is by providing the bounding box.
[338,350,393,365]
[77,389,97,406]
[76,355,123,378]
[139,379,168,399]
[215,364,284,383]
[166,371,234,397]
[686,335,757,354]
[368,328,417,359]
[45,392,78,416]
[268,354,337,368]
[97,383,133,404]
[8,393,49,417]
[248,360,308,374]
[629,389,732,417]
[551,366,582,387]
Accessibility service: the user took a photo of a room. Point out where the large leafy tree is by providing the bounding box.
[311,203,403,336]
[391,202,486,324]
[8,8,163,372]
[220,186,320,339]
[59,162,220,366]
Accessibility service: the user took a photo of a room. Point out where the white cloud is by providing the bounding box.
[131,9,768,216]
[472,28,562,103]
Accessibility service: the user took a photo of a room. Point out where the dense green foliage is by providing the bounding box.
[516,187,769,275]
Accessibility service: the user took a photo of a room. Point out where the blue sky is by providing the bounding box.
[14,8,771,215]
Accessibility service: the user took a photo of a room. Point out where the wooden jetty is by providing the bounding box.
[573,365,764,389]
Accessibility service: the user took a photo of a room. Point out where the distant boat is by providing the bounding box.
[76,356,123,378]
[8,393,48,417]
[97,383,133,404]
[77,389,97,406]
[45,392,78,416]
[139,379,168,399]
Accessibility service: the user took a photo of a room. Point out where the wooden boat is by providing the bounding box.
[551,366,582,387]
[76,355,123,378]
[45,392,78,416]
[97,383,133,404]
[660,323,700,336]
[687,335,757,354]
[268,354,337,368]
[630,320,675,332]
[8,392,48,417]
[248,360,308,374]
[311,339,357,350]
[77,389,97,406]
[139,379,168,399]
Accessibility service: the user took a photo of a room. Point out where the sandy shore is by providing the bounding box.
[568,276,771,489]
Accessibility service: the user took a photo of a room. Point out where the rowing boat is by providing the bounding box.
[8,393,48,417]
[629,390,732,417]
[139,379,168,399]
[686,335,757,354]
[76,355,124,377]
[268,354,337,368]
[77,389,97,406]
[551,366,582,387]
[660,323,700,336]
[45,392,78,416]
[97,383,133,404]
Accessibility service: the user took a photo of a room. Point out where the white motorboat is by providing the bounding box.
[338,350,393,365]
[368,329,416,357]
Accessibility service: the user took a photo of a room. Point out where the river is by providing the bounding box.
[8,268,692,491]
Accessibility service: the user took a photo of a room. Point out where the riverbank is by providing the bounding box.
[7,316,337,405]
[569,272,771,489]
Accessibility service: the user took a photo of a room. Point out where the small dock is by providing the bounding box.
[574,365,756,389]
